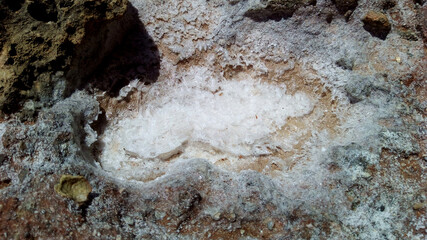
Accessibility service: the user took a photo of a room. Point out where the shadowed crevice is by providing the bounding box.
[85,4,160,97]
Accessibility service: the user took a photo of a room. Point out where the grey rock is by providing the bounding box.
[380,130,420,156]
[344,76,373,103]
[267,221,275,230]
[154,211,166,220]
[123,216,135,226]
[336,57,354,70]
[18,168,29,182]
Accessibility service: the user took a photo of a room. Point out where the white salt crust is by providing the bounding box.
[99,67,313,175]
[0,123,6,153]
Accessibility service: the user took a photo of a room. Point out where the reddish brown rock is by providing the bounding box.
[362,10,392,40]
[244,0,317,21]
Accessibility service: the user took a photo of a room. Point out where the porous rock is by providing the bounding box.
[344,76,373,103]
[0,0,129,115]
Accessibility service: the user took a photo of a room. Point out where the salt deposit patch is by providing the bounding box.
[99,67,313,180]
[0,123,6,153]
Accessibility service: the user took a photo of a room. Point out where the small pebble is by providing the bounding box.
[213,212,221,221]
[267,221,275,230]
[228,213,236,221]
[123,216,135,226]
[413,202,425,210]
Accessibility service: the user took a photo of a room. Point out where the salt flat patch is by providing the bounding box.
[99,67,313,179]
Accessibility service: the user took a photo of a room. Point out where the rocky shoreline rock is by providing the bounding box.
[0,0,129,116]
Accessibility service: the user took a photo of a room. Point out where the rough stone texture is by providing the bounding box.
[362,10,392,40]
[344,75,374,103]
[0,0,129,115]
[0,0,426,239]
[244,0,316,21]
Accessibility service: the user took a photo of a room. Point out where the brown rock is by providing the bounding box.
[417,4,427,44]
[244,0,317,21]
[0,0,130,115]
[362,10,392,40]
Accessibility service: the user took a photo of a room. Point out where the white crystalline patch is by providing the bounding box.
[100,68,313,173]
[0,123,6,153]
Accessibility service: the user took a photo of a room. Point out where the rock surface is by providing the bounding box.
[0,0,129,115]
[244,0,316,21]
[0,0,426,239]
[362,10,392,40]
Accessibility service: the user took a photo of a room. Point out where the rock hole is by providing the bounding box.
[4,0,24,11]
[9,44,17,56]
[58,41,74,56]
[59,0,73,8]
[27,1,58,23]
[5,58,14,65]
[413,0,425,5]
[382,0,396,10]
[326,13,334,23]
[33,37,44,45]
[332,0,359,14]
[66,26,76,35]
[0,178,11,189]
